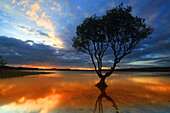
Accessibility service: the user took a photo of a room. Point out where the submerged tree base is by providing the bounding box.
[0,69,52,79]
[95,76,108,87]
[94,77,120,113]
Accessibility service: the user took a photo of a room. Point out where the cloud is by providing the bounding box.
[69,13,74,17]
[147,12,160,24]
[99,8,105,13]
[1,34,169,69]
[0,36,90,68]
[58,12,62,16]
[0,36,59,66]
[64,29,70,33]
[23,1,63,48]
[109,2,115,8]
[65,2,69,8]
[95,30,170,68]
[3,13,6,16]
[17,25,50,38]
[53,1,61,7]
[12,0,16,4]
[84,12,89,18]
[17,0,30,8]
[51,7,55,10]
[52,1,62,11]
[17,25,49,38]
[4,5,10,9]
[77,5,81,9]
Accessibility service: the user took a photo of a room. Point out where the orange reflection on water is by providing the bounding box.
[1,93,60,113]
[145,85,169,92]
[0,71,170,113]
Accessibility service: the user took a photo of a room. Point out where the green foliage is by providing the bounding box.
[72,3,154,77]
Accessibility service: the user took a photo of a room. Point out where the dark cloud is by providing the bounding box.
[0,36,58,64]
[17,25,50,38]
[0,36,91,68]
[94,31,170,68]
[37,30,49,38]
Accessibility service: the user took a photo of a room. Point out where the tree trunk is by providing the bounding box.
[97,73,103,78]
[95,76,108,87]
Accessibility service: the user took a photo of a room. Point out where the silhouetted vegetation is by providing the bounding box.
[0,55,6,67]
[72,3,154,80]
[0,69,51,79]
[0,56,52,78]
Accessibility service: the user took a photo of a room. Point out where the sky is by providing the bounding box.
[0,0,169,69]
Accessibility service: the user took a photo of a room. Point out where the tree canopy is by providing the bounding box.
[72,3,153,78]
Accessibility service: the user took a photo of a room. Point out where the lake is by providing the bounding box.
[0,71,170,113]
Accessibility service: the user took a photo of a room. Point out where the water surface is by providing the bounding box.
[0,71,170,113]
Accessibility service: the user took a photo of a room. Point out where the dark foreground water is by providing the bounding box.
[0,71,170,113]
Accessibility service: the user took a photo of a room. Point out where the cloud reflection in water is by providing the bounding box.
[0,93,61,113]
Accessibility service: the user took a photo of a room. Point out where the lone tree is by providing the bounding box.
[72,3,153,81]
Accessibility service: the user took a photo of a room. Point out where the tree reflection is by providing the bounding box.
[94,79,119,113]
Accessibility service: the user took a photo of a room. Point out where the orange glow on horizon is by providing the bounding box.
[8,64,56,69]
[8,64,132,70]
[71,67,121,70]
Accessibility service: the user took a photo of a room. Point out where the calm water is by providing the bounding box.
[0,71,170,113]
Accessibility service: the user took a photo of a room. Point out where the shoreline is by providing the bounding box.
[0,69,52,79]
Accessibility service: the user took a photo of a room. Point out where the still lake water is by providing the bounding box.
[0,71,170,113]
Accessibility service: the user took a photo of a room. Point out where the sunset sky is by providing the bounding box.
[0,0,169,69]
